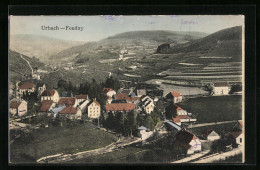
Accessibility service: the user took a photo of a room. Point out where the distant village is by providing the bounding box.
[9,71,243,158]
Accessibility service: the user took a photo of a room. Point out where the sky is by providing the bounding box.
[9,15,244,42]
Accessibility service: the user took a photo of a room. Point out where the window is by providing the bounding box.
[240,138,242,143]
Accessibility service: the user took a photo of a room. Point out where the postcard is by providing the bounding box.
[8,15,244,164]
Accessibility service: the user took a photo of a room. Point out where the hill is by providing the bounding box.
[10,34,84,62]
[9,50,45,83]
[160,26,242,61]
[50,30,208,63]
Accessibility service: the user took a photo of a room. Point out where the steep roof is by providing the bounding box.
[138,126,147,130]
[175,104,183,111]
[39,100,54,112]
[166,121,182,131]
[88,99,101,107]
[10,101,22,109]
[51,105,66,114]
[19,83,36,89]
[170,90,182,97]
[114,93,130,100]
[60,106,79,115]
[238,120,243,128]
[227,131,243,139]
[41,90,56,96]
[75,94,88,100]
[202,129,220,137]
[58,97,76,106]
[102,88,114,94]
[175,129,197,150]
[106,103,135,111]
[173,116,181,123]
[214,82,229,87]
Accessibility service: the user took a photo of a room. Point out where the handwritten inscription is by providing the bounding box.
[180,19,198,30]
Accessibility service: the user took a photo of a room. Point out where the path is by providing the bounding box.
[20,54,34,75]
[190,146,242,163]
[171,150,210,163]
[187,120,237,128]
[37,137,142,163]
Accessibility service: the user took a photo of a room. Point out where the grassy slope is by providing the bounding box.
[9,50,45,82]
[178,95,242,123]
[10,123,117,163]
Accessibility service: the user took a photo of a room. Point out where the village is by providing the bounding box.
[9,72,243,163]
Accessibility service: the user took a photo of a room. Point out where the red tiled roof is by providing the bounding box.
[173,116,181,123]
[238,120,243,128]
[174,104,183,111]
[41,90,56,96]
[178,115,189,119]
[102,88,114,94]
[89,99,101,107]
[58,97,76,106]
[10,101,21,109]
[39,100,54,112]
[60,106,79,114]
[214,82,229,87]
[114,93,130,100]
[106,103,135,111]
[171,90,181,97]
[19,83,36,89]
[75,94,88,100]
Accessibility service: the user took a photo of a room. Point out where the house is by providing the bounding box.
[75,94,89,103]
[201,130,221,141]
[18,82,36,96]
[59,106,82,119]
[49,105,66,118]
[166,90,183,103]
[213,82,230,95]
[58,97,78,107]
[106,103,135,113]
[136,89,146,97]
[175,129,201,155]
[78,99,90,113]
[143,100,155,114]
[41,90,59,103]
[137,126,153,140]
[173,115,197,125]
[37,83,46,95]
[117,88,131,95]
[103,88,116,98]
[175,105,188,115]
[9,98,27,117]
[225,120,243,146]
[87,99,101,119]
[225,131,243,146]
[38,100,56,116]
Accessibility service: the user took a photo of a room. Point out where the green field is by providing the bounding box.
[178,95,242,123]
[187,122,237,139]
[10,122,117,163]
[67,146,149,163]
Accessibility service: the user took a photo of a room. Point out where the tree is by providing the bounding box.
[165,103,178,120]
[125,111,137,136]
[114,111,126,133]
[144,115,155,131]
[57,79,68,91]
[105,112,115,130]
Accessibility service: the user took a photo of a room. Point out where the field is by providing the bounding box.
[178,95,242,123]
[212,153,242,163]
[187,122,238,139]
[67,146,150,163]
[9,122,117,163]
